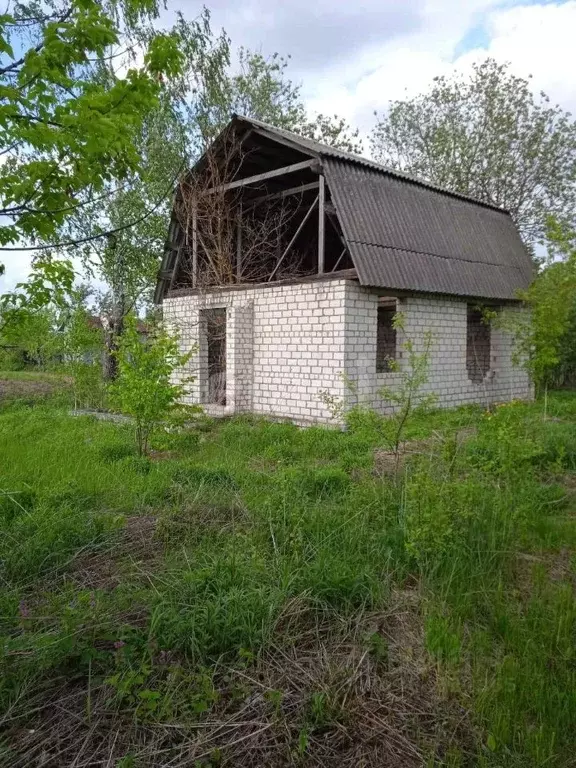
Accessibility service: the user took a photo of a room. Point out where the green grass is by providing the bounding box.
[0,386,575,766]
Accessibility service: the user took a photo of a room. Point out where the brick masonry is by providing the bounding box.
[163,278,533,425]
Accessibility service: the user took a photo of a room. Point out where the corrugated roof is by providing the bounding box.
[323,158,534,300]
[156,116,534,302]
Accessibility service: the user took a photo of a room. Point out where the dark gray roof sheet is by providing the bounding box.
[322,158,534,300]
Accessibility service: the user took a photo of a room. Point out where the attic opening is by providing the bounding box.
[164,126,354,293]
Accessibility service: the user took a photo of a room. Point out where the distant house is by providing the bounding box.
[155,115,534,424]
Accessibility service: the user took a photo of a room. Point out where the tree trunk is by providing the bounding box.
[101,310,124,382]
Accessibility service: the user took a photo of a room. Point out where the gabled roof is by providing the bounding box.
[156,116,534,303]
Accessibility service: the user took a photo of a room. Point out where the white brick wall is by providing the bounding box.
[343,282,533,414]
[163,278,533,425]
[163,279,349,423]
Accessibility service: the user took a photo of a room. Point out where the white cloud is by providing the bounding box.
[476,2,576,113]
[304,1,576,139]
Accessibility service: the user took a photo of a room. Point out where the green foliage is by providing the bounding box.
[193,46,362,153]
[325,315,436,479]
[377,318,436,452]
[0,0,184,249]
[0,256,75,329]
[278,466,350,500]
[109,317,195,455]
[63,309,105,409]
[371,59,576,247]
[503,221,576,390]
[322,315,436,466]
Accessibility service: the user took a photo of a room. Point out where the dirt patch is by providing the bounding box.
[156,501,247,546]
[374,438,438,476]
[0,376,68,401]
[547,546,575,585]
[249,456,281,473]
[374,428,477,477]
[67,514,160,590]
[514,547,576,598]
[148,449,177,462]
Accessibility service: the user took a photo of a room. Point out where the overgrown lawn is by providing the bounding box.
[0,386,575,766]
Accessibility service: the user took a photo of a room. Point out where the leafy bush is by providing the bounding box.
[402,471,485,564]
[110,318,196,455]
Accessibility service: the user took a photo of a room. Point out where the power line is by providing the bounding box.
[0,161,186,252]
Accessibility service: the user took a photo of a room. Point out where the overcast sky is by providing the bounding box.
[2,0,575,293]
[167,0,576,129]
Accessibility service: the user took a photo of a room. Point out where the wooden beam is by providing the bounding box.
[197,230,220,283]
[246,181,320,209]
[331,247,347,273]
[168,249,180,291]
[168,224,185,291]
[268,195,319,282]
[236,203,242,282]
[318,174,325,274]
[192,199,198,289]
[167,268,358,298]
[206,159,317,195]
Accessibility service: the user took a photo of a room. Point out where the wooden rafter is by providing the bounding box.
[246,181,320,209]
[331,247,347,273]
[236,202,242,281]
[192,198,198,288]
[268,195,319,282]
[206,159,317,195]
[318,174,325,274]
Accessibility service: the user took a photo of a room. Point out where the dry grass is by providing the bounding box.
[2,592,473,767]
[66,515,160,591]
[0,373,69,402]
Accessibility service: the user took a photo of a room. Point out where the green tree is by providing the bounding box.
[0,306,55,367]
[46,9,220,378]
[58,298,105,409]
[370,59,576,247]
[62,96,190,378]
[508,221,576,390]
[0,0,184,256]
[110,316,194,455]
[0,255,75,336]
[192,46,363,153]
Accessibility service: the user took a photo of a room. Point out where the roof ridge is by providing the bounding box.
[233,114,509,214]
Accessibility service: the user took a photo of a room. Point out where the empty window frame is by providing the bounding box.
[376,299,397,372]
[466,306,491,383]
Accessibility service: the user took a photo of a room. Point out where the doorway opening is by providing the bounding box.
[202,308,227,405]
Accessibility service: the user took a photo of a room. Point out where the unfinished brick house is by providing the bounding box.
[155,115,534,424]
